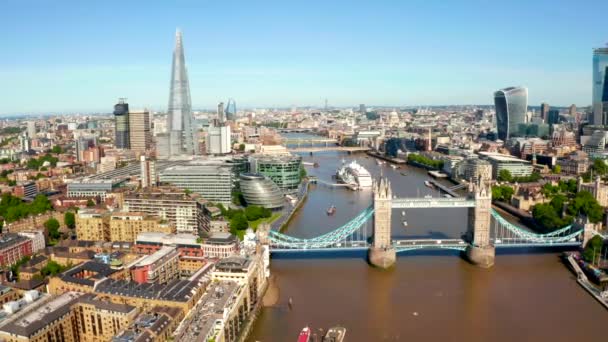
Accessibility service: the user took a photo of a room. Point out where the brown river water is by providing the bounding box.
[249,139,606,341]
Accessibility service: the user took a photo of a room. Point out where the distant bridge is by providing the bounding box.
[282,138,339,146]
[288,146,371,153]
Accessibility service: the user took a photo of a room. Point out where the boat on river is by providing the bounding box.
[298,327,311,342]
[323,326,346,342]
[327,205,336,215]
[336,160,373,188]
[424,180,433,188]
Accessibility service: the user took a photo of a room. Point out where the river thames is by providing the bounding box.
[249,139,607,341]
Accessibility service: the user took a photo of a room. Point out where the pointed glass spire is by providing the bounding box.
[167,29,197,155]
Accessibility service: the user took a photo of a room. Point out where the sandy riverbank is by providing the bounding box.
[262,274,280,307]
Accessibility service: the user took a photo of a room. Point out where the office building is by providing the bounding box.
[140,156,157,188]
[478,152,533,179]
[583,130,608,153]
[18,133,29,152]
[159,165,233,204]
[540,103,550,122]
[123,187,206,234]
[206,125,232,154]
[249,154,302,193]
[26,121,36,138]
[67,179,124,200]
[0,234,33,266]
[167,29,197,156]
[494,86,528,140]
[569,104,577,116]
[76,209,110,241]
[114,99,130,149]
[557,151,589,175]
[114,306,183,342]
[128,109,151,153]
[0,292,83,342]
[73,294,139,342]
[156,133,170,159]
[130,246,180,284]
[359,104,366,114]
[225,98,237,121]
[239,173,284,209]
[547,109,560,125]
[593,47,608,125]
[17,231,45,253]
[110,212,175,243]
[455,158,492,182]
[217,102,225,122]
[12,181,37,199]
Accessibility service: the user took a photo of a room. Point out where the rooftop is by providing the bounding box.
[0,292,82,338]
[214,257,252,272]
[95,278,197,302]
[60,261,120,287]
[133,246,177,268]
[478,152,530,163]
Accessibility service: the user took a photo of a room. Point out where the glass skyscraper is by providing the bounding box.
[225,98,237,121]
[167,29,197,156]
[113,99,130,149]
[494,86,528,141]
[593,48,608,125]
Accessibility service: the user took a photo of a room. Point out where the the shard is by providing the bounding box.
[167,29,197,156]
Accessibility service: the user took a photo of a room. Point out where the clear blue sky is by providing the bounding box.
[1,0,607,115]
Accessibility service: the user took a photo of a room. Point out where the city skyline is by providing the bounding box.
[1,1,608,115]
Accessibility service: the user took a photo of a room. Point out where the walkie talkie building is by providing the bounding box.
[494,86,528,141]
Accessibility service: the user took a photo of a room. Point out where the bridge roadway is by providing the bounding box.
[391,197,476,209]
[270,237,581,253]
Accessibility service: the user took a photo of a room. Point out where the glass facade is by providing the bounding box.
[113,101,130,149]
[494,87,528,141]
[593,48,608,125]
[225,98,237,121]
[251,155,302,193]
[167,30,197,155]
[239,173,284,209]
[159,165,233,204]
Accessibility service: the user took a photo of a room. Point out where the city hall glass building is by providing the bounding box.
[239,173,284,209]
[249,155,302,193]
[494,87,528,141]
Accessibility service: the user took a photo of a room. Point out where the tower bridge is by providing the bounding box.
[261,177,592,269]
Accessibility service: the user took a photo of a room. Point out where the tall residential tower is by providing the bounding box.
[167,29,197,156]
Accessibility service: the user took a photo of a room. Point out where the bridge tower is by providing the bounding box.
[464,176,495,268]
[369,177,396,268]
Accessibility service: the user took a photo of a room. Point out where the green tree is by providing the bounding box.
[229,212,248,232]
[86,199,95,207]
[552,165,561,174]
[300,165,307,179]
[238,143,246,151]
[567,191,604,223]
[549,194,568,213]
[532,203,572,232]
[44,218,61,239]
[40,260,69,276]
[51,145,62,154]
[583,235,604,263]
[491,185,513,202]
[497,169,513,182]
[592,159,608,175]
[64,212,75,229]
